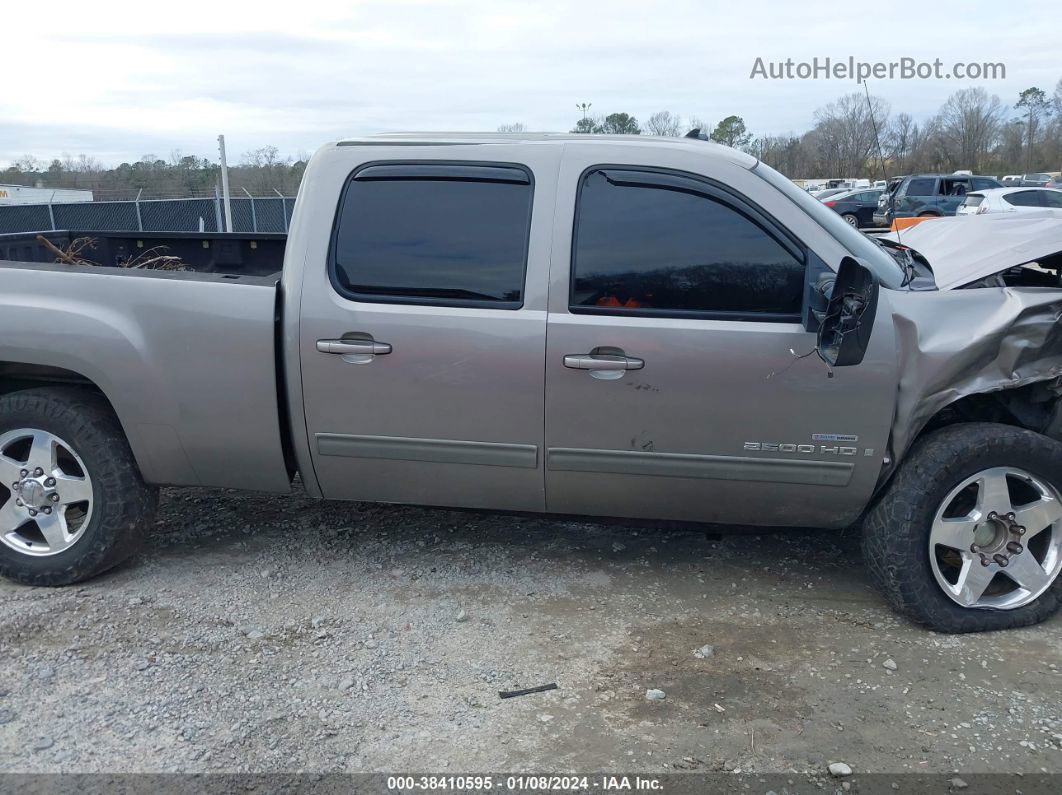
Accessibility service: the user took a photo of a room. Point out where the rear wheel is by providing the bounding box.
[0,388,157,586]
[841,213,859,227]
[863,423,1062,632]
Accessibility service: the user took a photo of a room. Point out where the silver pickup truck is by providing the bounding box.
[3,133,1062,634]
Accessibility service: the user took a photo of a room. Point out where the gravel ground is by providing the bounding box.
[0,484,1060,777]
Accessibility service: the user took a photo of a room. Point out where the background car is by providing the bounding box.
[874,173,1002,226]
[1020,173,1054,187]
[810,187,850,200]
[822,188,884,227]
[1000,174,1024,186]
[1045,175,1062,190]
[957,187,1062,215]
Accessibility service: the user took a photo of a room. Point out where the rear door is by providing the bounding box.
[857,191,880,225]
[543,150,899,528]
[298,152,557,511]
[940,178,972,214]
[898,177,939,216]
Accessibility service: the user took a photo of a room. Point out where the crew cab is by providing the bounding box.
[2,133,1062,634]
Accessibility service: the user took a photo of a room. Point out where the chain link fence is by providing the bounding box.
[0,193,295,235]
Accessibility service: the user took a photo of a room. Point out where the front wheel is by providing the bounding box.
[0,388,157,586]
[863,423,1062,632]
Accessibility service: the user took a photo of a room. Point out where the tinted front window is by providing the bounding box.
[571,169,804,317]
[1043,192,1062,208]
[904,178,937,196]
[752,161,903,289]
[333,167,532,306]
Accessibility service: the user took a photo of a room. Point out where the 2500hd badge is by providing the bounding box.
[744,440,876,457]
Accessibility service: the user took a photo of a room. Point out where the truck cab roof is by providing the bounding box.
[332,132,760,169]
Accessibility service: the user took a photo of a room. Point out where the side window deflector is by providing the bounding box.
[354,164,530,184]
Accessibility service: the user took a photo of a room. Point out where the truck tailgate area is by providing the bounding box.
[0,262,291,492]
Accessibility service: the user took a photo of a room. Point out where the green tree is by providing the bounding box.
[597,112,640,135]
[570,117,597,134]
[710,115,752,149]
[1016,87,1052,171]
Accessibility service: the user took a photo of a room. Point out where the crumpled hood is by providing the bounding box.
[882,209,1062,289]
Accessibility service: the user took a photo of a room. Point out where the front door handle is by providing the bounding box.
[317,339,392,356]
[563,353,644,371]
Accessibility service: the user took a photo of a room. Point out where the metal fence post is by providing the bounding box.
[135,188,144,232]
[274,188,288,233]
[243,188,258,233]
[213,185,223,232]
[47,192,57,231]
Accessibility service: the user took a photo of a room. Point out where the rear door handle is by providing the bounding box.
[317,339,392,356]
[563,353,644,371]
[317,338,392,363]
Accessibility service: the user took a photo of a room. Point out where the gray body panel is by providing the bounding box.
[542,144,898,527]
[289,143,560,512]
[0,262,291,492]
[283,137,898,527]
[7,134,1053,533]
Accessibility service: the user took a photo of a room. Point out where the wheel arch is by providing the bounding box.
[0,360,185,486]
[871,382,1062,504]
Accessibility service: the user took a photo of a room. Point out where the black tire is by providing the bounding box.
[0,387,157,586]
[917,211,940,218]
[863,422,1062,633]
[841,213,859,227]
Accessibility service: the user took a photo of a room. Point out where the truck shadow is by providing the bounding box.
[144,483,871,600]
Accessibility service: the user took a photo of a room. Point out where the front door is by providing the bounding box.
[543,152,899,528]
[299,154,557,512]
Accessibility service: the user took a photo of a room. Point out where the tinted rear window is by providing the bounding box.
[1003,190,1044,207]
[332,165,533,307]
[963,195,985,207]
[904,177,937,196]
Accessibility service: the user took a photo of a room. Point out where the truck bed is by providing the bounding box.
[0,250,292,493]
[0,230,285,277]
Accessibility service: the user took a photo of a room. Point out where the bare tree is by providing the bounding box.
[686,116,710,136]
[888,113,919,174]
[810,92,890,176]
[240,145,284,169]
[933,88,1005,172]
[645,111,682,137]
[997,120,1026,173]
[497,123,527,133]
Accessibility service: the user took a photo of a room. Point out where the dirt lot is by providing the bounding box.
[0,484,1060,777]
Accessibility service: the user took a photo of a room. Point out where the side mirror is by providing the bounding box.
[817,257,879,367]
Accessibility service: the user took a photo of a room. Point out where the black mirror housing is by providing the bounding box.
[818,257,879,367]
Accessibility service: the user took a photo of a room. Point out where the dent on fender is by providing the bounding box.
[885,288,1062,473]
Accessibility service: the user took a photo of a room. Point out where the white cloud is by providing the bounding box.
[1,0,1056,164]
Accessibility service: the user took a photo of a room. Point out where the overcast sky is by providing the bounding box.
[2,0,1057,166]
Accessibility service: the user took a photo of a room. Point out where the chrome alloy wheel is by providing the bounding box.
[929,467,1062,609]
[0,428,94,557]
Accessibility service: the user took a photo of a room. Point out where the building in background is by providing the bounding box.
[0,184,93,204]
